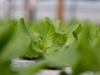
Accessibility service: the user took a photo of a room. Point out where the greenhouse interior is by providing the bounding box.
[0,0,100,75]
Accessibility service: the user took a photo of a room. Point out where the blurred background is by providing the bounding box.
[0,0,100,23]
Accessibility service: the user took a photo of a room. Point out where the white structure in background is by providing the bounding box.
[0,0,25,19]
[36,0,100,23]
[0,0,100,23]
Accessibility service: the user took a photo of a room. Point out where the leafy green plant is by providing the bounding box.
[0,17,100,75]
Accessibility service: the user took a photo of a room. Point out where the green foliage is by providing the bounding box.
[42,17,55,50]
[54,20,61,30]
[0,23,15,50]
[1,17,100,75]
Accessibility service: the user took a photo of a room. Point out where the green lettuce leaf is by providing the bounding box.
[42,18,55,50]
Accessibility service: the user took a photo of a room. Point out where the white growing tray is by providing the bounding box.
[12,58,98,75]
